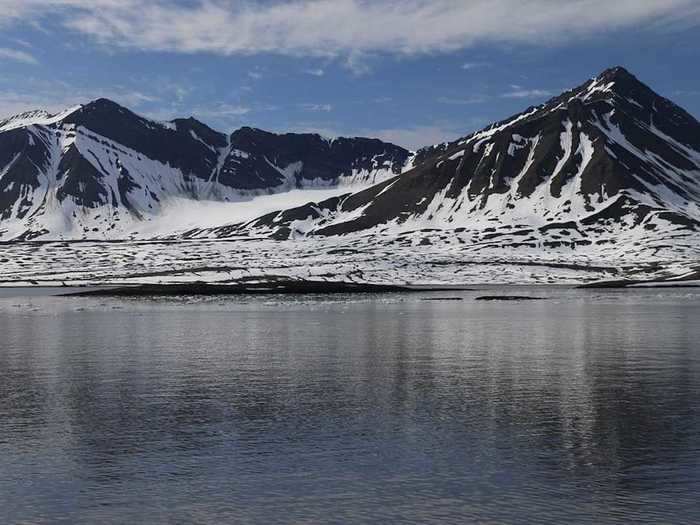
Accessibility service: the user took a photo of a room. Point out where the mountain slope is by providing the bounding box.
[0,100,410,239]
[195,67,699,259]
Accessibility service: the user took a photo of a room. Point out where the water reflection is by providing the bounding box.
[1,290,699,523]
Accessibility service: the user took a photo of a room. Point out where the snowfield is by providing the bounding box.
[0,225,697,287]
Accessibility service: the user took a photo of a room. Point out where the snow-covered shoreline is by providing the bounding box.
[0,236,695,288]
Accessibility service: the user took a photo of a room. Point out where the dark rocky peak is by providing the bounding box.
[63,98,152,133]
[577,66,700,150]
[552,66,698,131]
[220,126,410,190]
[62,98,221,180]
[229,126,287,150]
[171,117,228,149]
[230,126,337,150]
[579,66,663,108]
[59,98,170,149]
[230,126,409,158]
[80,97,127,112]
[416,66,699,165]
[596,65,635,80]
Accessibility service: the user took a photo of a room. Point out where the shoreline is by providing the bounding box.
[63,281,476,297]
[2,278,699,298]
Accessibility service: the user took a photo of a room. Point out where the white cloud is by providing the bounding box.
[0,47,39,65]
[461,62,488,70]
[192,103,251,119]
[501,88,553,99]
[5,0,695,62]
[10,38,33,49]
[117,91,159,106]
[299,103,333,112]
[344,51,373,76]
[303,68,325,77]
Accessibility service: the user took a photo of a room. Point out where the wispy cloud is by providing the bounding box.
[461,62,488,70]
[673,89,700,96]
[3,0,698,66]
[437,95,488,105]
[501,88,553,99]
[303,68,325,77]
[344,51,373,76]
[299,103,333,112]
[10,38,33,49]
[118,91,159,105]
[193,103,251,119]
[0,47,39,65]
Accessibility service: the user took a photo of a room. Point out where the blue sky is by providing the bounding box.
[1,0,699,149]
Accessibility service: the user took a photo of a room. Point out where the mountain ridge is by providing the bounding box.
[1,66,699,286]
[194,65,698,242]
[1,66,699,253]
[0,97,411,239]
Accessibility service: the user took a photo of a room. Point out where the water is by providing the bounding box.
[1,288,699,524]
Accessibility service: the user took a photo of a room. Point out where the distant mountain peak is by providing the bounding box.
[85,97,121,107]
[595,65,636,82]
[568,66,688,119]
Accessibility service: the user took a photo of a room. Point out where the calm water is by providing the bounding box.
[1,288,699,524]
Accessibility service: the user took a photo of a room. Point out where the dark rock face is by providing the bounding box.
[0,127,51,220]
[219,127,410,190]
[61,99,224,182]
[217,66,699,239]
[0,98,410,234]
[55,144,108,208]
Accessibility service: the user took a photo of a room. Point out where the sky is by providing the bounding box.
[0,0,699,150]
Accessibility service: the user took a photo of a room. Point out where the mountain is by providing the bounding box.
[0,99,410,239]
[189,66,700,257]
[0,66,699,286]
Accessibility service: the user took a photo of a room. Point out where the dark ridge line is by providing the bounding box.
[64,281,475,297]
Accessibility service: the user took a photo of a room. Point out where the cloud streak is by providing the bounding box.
[3,0,699,62]
[437,95,488,105]
[0,77,165,120]
[0,47,39,65]
[303,68,325,77]
[299,103,333,112]
[501,88,553,99]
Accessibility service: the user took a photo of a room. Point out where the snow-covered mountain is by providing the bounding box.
[0,66,699,286]
[187,66,700,258]
[0,99,410,239]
